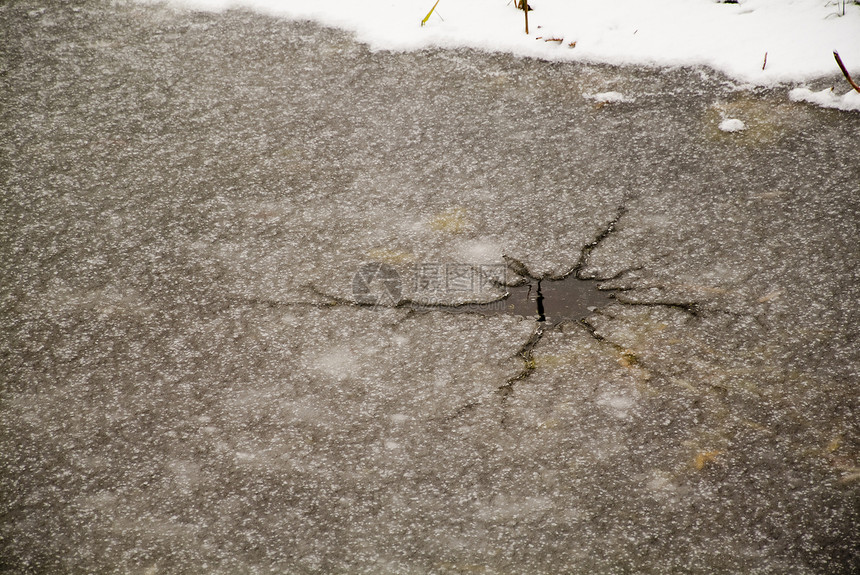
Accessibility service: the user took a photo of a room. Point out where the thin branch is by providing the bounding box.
[834,51,860,93]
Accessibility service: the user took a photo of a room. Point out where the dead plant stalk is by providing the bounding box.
[834,51,860,93]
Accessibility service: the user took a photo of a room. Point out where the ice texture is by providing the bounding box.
[1,2,858,574]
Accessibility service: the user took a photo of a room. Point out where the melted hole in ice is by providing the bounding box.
[409,276,614,322]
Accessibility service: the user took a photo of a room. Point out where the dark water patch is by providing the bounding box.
[408,275,613,322]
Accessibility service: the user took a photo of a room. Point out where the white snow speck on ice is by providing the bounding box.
[586,91,634,104]
[159,0,860,91]
[597,392,636,418]
[718,118,746,132]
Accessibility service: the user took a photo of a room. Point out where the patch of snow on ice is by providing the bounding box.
[316,347,358,381]
[597,392,635,418]
[646,471,677,498]
[718,118,746,132]
[789,87,860,112]
[585,91,634,104]
[455,239,503,265]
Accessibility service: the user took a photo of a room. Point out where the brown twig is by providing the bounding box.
[834,51,860,93]
[524,1,529,35]
[762,52,767,71]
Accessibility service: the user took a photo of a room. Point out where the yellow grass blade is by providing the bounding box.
[421,0,440,27]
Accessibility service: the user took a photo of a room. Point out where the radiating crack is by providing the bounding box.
[497,320,546,397]
[224,294,336,310]
[559,205,707,323]
[612,297,700,317]
[494,205,634,403]
[578,314,608,343]
[593,265,643,283]
[306,283,513,316]
[490,207,631,404]
[571,205,627,280]
[577,313,650,374]
[495,320,547,427]
[502,255,537,281]
[439,400,481,423]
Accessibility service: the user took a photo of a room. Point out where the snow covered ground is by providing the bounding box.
[159,0,860,107]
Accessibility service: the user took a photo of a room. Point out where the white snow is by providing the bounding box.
[718,118,747,132]
[585,91,634,104]
[789,86,860,111]
[159,0,860,89]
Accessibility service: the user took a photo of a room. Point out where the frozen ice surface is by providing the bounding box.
[517,318,859,571]
[1,302,532,572]
[1,2,859,573]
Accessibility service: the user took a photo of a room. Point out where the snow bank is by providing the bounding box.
[157,0,859,85]
[789,87,860,111]
[152,0,860,111]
